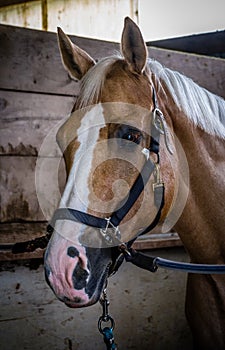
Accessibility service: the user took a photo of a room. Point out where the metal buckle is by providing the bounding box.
[153,108,165,135]
[141,147,150,160]
[100,217,121,245]
[152,108,174,155]
[152,163,164,191]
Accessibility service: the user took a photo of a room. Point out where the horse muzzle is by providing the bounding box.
[44,231,112,307]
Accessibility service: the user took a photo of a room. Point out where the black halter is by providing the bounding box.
[11,87,225,275]
[46,87,165,247]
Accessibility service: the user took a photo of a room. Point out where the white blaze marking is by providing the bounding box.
[56,104,105,241]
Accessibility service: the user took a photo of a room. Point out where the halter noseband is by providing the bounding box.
[46,87,166,247]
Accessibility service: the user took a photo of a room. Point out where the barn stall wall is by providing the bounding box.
[0,24,225,350]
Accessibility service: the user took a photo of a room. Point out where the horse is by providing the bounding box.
[44,17,225,349]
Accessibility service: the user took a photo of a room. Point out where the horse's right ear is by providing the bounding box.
[57,27,95,80]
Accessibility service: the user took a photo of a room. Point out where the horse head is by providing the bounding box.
[44,17,180,308]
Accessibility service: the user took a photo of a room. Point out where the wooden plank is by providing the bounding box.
[0,250,43,261]
[0,24,224,98]
[0,24,78,95]
[0,156,45,222]
[0,90,75,156]
[133,233,182,250]
[0,24,119,95]
[0,222,46,261]
[0,222,47,242]
[0,222,182,261]
[0,156,66,222]
[0,223,181,247]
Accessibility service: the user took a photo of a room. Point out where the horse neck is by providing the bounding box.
[161,97,225,264]
[175,122,225,348]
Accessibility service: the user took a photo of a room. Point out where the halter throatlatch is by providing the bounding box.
[46,86,165,248]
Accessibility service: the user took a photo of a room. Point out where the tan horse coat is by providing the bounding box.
[45,17,225,349]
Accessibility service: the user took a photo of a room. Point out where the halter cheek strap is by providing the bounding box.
[46,146,164,246]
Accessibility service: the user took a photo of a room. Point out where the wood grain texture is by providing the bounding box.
[1,25,224,97]
[0,222,182,261]
[0,24,119,95]
[0,90,75,156]
[0,156,66,222]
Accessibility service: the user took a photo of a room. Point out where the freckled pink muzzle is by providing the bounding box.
[44,234,112,307]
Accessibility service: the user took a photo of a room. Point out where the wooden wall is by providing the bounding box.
[0,24,225,260]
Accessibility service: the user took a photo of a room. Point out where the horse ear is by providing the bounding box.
[121,17,148,74]
[57,27,95,80]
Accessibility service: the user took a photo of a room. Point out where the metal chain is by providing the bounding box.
[98,286,117,350]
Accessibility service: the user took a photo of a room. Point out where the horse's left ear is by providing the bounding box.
[121,17,148,74]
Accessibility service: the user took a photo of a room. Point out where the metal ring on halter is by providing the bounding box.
[98,315,115,334]
[100,217,121,245]
[153,108,174,155]
[153,108,165,134]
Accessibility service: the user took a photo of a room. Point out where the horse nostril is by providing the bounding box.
[72,261,89,290]
[67,246,79,258]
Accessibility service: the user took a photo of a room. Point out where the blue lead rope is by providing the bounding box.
[155,257,225,274]
[102,327,117,350]
[123,247,225,274]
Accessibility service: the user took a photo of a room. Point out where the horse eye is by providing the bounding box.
[122,130,142,144]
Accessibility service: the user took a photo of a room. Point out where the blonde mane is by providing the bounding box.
[148,59,225,139]
[76,56,120,109]
[76,55,225,139]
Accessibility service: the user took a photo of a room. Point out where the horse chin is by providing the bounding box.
[64,295,99,308]
[62,261,111,309]
[64,299,96,308]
